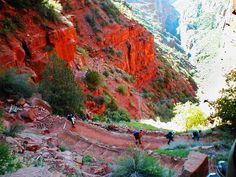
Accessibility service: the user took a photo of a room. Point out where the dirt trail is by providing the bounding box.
[64,120,190,150]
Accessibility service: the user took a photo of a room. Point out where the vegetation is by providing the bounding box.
[76,47,88,58]
[100,0,122,23]
[112,150,174,177]
[84,14,100,34]
[116,85,128,95]
[6,0,62,22]
[3,123,24,137]
[84,69,103,90]
[59,144,67,152]
[155,148,190,158]
[0,143,22,175]
[82,154,93,165]
[0,68,34,99]
[39,54,84,115]
[121,121,159,131]
[105,108,130,122]
[211,69,236,127]
[0,16,24,36]
[172,101,207,131]
[116,68,134,83]
[64,0,72,11]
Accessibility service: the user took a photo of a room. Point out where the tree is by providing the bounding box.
[39,54,84,115]
[0,68,34,99]
[111,150,173,177]
[211,69,236,126]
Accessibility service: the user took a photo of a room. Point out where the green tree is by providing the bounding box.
[112,150,173,177]
[0,69,34,99]
[84,69,103,90]
[211,69,236,126]
[39,54,84,115]
[0,143,22,175]
[172,101,207,130]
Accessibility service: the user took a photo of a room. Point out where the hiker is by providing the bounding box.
[192,130,201,141]
[165,131,175,145]
[67,113,76,128]
[133,130,144,145]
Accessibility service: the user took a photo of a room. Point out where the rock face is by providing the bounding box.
[103,22,156,87]
[180,151,208,177]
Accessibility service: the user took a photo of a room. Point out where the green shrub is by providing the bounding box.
[0,16,24,36]
[3,123,23,137]
[211,69,236,126]
[38,54,84,115]
[6,0,61,22]
[82,154,93,165]
[76,47,88,57]
[103,92,118,111]
[0,143,22,175]
[65,0,72,11]
[155,148,190,158]
[172,101,207,130]
[116,85,128,95]
[0,68,34,99]
[84,69,103,90]
[124,121,159,131]
[112,150,173,177]
[84,14,100,34]
[155,100,174,122]
[100,0,122,23]
[59,144,67,152]
[105,108,130,122]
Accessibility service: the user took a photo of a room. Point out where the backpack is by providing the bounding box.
[133,130,139,136]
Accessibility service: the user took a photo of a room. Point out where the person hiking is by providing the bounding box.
[133,130,143,145]
[165,131,175,145]
[67,113,76,128]
[192,130,201,141]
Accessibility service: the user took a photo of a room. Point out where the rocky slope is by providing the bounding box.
[0,0,196,119]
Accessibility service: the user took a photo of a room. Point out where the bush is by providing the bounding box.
[3,123,23,137]
[211,69,236,126]
[100,0,122,23]
[0,69,34,99]
[84,69,103,90]
[155,100,174,122]
[103,92,118,111]
[38,54,84,115]
[76,47,88,57]
[172,101,207,131]
[155,148,190,158]
[82,154,93,165]
[105,108,130,122]
[59,144,67,152]
[84,14,100,34]
[112,150,173,177]
[0,143,22,175]
[6,0,62,22]
[0,16,24,36]
[116,85,128,95]
[124,121,159,131]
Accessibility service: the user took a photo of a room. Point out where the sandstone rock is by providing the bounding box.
[48,27,77,62]
[16,98,26,107]
[17,108,36,122]
[74,155,83,164]
[94,164,109,175]
[25,143,40,152]
[180,151,208,177]
[28,97,52,114]
[2,167,62,177]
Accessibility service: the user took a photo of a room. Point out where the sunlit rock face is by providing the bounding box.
[126,0,184,53]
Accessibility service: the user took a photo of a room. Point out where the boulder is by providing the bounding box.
[74,155,83,164]
[16,98,26,107]
[28,96,52,114]
[17,108,36,122]
[2,167,64,177]
[94,164,109,175]
[180,151,208,177]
